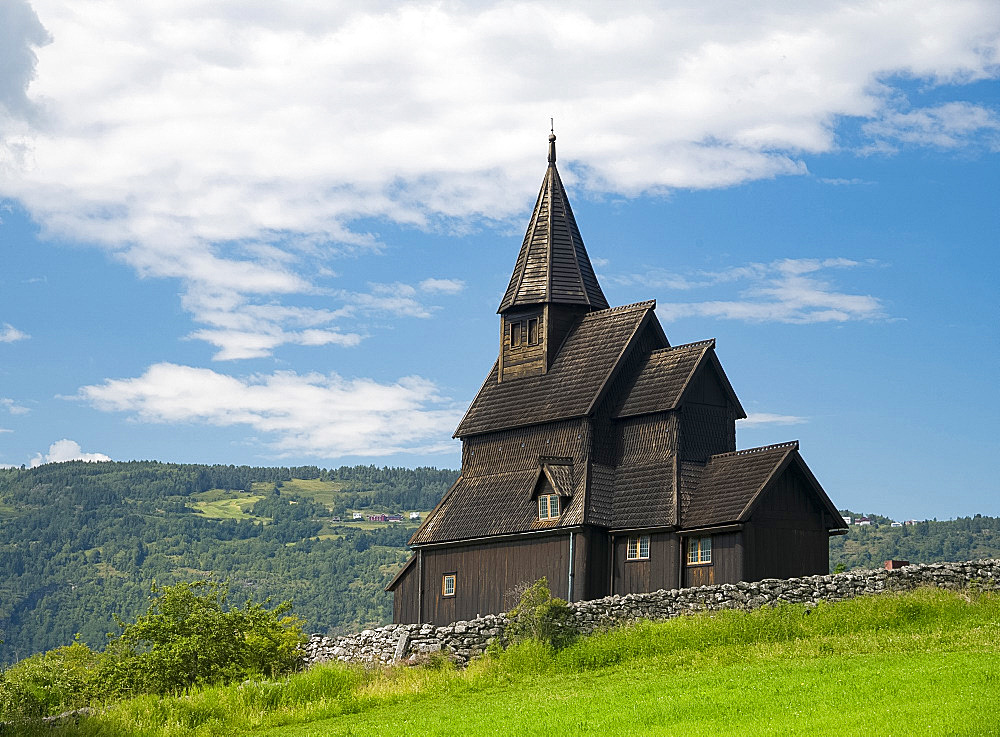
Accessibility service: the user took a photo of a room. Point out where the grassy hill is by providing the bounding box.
[22,587,1000,736]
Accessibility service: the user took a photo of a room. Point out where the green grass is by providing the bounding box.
[25,588,1000,736]
[188,494,263,520]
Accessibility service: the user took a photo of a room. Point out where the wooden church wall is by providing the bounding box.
[615,412,679,466]
[391,561,420,624]
[461,419,588,477]
[612,531,679,595]
[743,466,830,581]
[678,363,737,462]
[682,530,742,588]
[419,533,571,623]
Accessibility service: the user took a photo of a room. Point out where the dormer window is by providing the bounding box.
[538,493,560,520]
[509,317,540,349]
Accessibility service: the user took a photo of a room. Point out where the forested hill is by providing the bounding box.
[0,461,458,665]
[2,461,999,666]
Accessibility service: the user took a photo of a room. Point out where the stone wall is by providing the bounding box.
[303,559,1000,667]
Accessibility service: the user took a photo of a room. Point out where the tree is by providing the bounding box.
[99,581,305,696]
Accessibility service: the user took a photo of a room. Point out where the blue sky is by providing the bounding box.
[1,1,998,521]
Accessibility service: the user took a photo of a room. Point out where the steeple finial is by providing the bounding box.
[548,119,556,164]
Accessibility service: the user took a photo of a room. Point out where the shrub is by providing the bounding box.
[504,578,576,650]
[0,640,100,720]
[98,580,306,697]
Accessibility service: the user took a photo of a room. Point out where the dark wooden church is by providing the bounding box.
[388,134,846,624]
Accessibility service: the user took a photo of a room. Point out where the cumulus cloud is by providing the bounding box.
[620,257,885,324]
[1,398,30,415]
[0,1,996,357]
[29,438,111,467]
[76,362,462,458]
[740,413,808,427]
[0,323,29,342]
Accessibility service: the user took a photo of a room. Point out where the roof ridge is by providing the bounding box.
[663,338,715,352]
[586,299,656,317]
[709,441,799,460]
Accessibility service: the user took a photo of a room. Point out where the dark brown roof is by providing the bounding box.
[614,340,714,418]
[498,139,608,313]
[410,466,585,545]
[679,441,842,529]
[611,461,676,529]
[455,301,655,437]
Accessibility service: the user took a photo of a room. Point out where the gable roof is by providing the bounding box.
[498,135,608,313]
[614,339,746,419]
[455,301,656,437]
[679,441,843,530]
[409,464,586,545]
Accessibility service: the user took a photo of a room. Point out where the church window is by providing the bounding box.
[686,536,712,564]
[626,535,650,560]
[538,494,560,520]
[509,321,522,348]
[527,318,538,345]
[442,573,456,597]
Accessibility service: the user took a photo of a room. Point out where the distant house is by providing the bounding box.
[842,516,852,526]
[388,514,403,522]
[368,513,389,522]
[890,521,902,528]
[855,517,872,526]
[352,512,363,520]
[331,517,343,523]
[409,512,421,520]
[904,519,922,526]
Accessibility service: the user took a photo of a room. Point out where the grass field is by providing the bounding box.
[26,588,1000,737]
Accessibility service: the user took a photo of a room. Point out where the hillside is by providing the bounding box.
[24,588,1000,736]
[0,461,458,664]
[3,460,1000,665]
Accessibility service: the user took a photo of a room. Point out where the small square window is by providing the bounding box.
[686,536,712,564]
[442,573,456,597]
[626,535,650,560]
[538,494,560,520]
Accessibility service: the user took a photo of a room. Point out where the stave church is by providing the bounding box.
[388,134,846,624]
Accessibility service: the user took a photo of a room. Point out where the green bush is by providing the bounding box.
[98,581,306,697]
[0,640,100,720]
[504,578,577,650]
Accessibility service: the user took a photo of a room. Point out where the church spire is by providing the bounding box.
[498,133,609,314]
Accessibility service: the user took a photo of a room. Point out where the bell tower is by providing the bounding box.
[497,133,609,382]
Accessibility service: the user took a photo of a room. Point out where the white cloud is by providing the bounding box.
[634,257,885,324]
[1,398,30,415]
[29,438,111,467]
[0,1,997,357]
[740,413,808,427]
[0,428,12,434]
[419,278,465,294]
[0,323,29,342]
[76,362,462,458]
[863,102,1000,151]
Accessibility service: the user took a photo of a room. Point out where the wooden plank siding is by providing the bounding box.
[682,530,743,587]
[500,310,546,381]
[419,534,571,623]
[678,364,737,462]
[612,531,679,595]
[743,464,831,581]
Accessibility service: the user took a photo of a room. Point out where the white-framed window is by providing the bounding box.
[686,536,712,564]
[442,573,456,597]
[626,535,650,560]
[538,494,560,520]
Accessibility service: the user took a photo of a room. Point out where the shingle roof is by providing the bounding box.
[680,442,799,528]
[410,465,585,545]
[498,136,608,313]
[455,301,655,437]
[614,340,715,418]
[611,461,676,529]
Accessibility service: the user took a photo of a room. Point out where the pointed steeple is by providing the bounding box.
[498,134,609,313]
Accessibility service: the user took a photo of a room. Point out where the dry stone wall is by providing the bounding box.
[303,559,1000,667]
